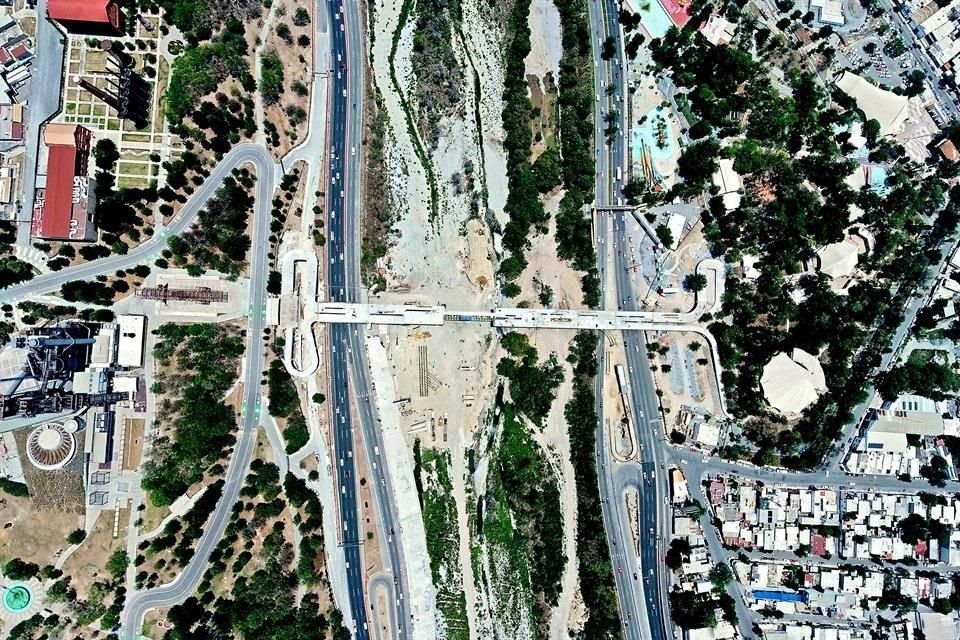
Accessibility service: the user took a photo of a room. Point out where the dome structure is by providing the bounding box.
[760,349,827,416]
[26,422,76,470]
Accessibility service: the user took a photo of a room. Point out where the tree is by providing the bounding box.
[709,563,733,589]
[677,138,720,190]
[904,70,926,98]
[601,36,616,60]
[501,332,533,358]
[67,529,86,545]
[259,50,284,105]
[921,455,950,487]
[532,145,562,193]
[267,270,282,294]
[293,7,310,25]
[4,558,39,580]
[688,120,713,139]
[267,360,299,417]
[656,224,674,249]
[670,590,717,628]
[93,139,119,172]
[934,597,954,614]
[106,549,128,580]
[501,281,521,298]
[666,538,691,570]
[684,273,708,292]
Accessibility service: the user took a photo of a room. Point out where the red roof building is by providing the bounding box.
[938,139,959,163]
[48,0,123,34]
[31,124,96,241]
[811,534,827,557]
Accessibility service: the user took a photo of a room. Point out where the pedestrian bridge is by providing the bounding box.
[313,303,694,330]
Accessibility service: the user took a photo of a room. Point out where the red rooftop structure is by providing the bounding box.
[48,0,123,35]
[31,123,96,242]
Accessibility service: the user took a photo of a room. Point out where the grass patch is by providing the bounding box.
[418,446,470,640]
[118,162,151,177]
[907,348,944,366]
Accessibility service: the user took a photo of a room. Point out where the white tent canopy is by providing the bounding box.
[761,348,827,416]
[817,239,859,279]
[835,72,909,136]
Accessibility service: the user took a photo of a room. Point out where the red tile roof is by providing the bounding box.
[32,125,91,240]
[48,0,118,26]
[34,145,79,238]
[812,534,826,557]
[939,139,959,162]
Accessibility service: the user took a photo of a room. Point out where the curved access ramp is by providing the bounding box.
[1,144,281,301]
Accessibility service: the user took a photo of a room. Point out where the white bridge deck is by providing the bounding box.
[314,303,693,330]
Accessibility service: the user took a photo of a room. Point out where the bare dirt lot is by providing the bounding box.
[0,492,82,566]
[262,2,314,158]
[123,418,145,472]
[62,508,128,600]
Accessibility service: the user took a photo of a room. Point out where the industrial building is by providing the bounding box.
[47,0,124,35]
[30,123,96,242]
[115,314,145,368]
[0,316,148,507]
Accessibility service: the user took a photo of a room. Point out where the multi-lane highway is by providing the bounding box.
[323,0,371,635]
[587,0,663,639]
[587,0,678,637]
[324,0,411,637]
[0,0,409,634]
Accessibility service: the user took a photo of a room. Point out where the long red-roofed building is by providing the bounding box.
[48,0,123,35]
[31,123,96,242]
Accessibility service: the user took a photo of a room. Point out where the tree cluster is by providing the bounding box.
[563,331,623,637]
[649,25,959,468]
[142,323,243,505]
[165,168,255,276]
[494,405,566,622]
[496,332,564,426]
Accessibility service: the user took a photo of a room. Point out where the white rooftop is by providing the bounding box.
[116,314,146,368]
[817,239,859,279]
[761,348,827,415]
[835,72,909,136]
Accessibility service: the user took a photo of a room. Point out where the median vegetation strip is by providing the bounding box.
[494,404,565,632]
[552,0,600,306]
[564,330,622,637]
[497,332,564,426]
[498,0,548,292]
